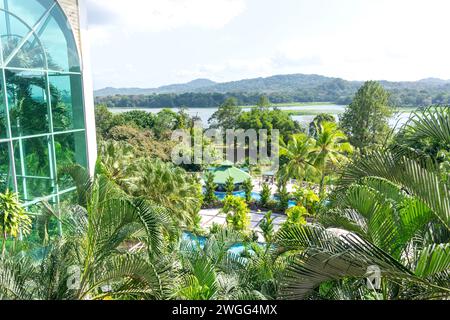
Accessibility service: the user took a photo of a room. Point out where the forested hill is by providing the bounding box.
[94,74,450,108]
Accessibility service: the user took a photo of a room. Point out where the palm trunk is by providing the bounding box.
[319,174,325,197]
[1,231,6,257]
[319,164,326,197]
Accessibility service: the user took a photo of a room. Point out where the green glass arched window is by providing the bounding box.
[0,0,87,206]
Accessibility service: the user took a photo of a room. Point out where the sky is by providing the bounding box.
[86,0,450,90]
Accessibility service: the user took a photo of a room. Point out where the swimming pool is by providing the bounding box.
[182,232,256,256]
[213,191,296,207]
[214,191,261,201]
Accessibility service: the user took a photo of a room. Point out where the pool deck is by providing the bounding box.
[199,208,287,241]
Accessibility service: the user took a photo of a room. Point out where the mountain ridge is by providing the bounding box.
[94,73,450,97]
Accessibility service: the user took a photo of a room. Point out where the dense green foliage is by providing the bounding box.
[0,191,32,256]
[203,172,218,205]
[222,196,251,232]
[285,206,307,227]
[340,81,394,153]
[308,113,336,138]
[259,183,271,207]
[242,179,253,203]
[207,95,302,140]
[1,81,449,301]
[208,97,242,129]
[223,177,234,196]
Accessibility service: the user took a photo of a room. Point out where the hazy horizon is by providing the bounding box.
[87,0,450,90]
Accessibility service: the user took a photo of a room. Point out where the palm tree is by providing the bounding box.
[275,223,449,300]
[131,158,202,228]
[278,133,317,185]
[276,146,450,299]
[0,167,175,300]
[175,227,272,300]
[96,140,138,191]
[310,121,353,196]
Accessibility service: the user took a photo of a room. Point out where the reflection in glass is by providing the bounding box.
[0,0,87,206]
[0,142,14,193]
[13,136,54,201]
[54,131,87,190]
[6,70,49,137]
[49,73,85,132]
[1,0,52,29]
[36,6,80,72]
[0,77,7,139]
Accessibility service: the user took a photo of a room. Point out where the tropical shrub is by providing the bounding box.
[293,187,320,215]
[222,196,250,232]
[203,172,218,205]
[242,178,253,203]
[285,206,308,227]
[259,211,275,243]
[225,177,235,196]
[0,191,32,256]
[259,183,271,207]
[277,185,290,213]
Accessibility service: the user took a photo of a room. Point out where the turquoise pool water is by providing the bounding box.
[214,191,261,201]
[213,191,296,207]
[182,232,254,255]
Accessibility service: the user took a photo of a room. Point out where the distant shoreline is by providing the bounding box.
[106,103,420,112]
[106,102,338,110]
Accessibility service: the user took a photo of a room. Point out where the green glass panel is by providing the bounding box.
[0,75,7,139]
[7,31,47,69]
[54,131,87,191]
[3,0,53,29]
[13,136,55,202]
[25,202,60,249]
[0,142,14,193]
[6,70,50,137]
[0,10,31,64]
[36,6,80,72]
[49,73,85,132]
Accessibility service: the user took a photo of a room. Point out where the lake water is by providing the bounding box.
[109,104,412,129]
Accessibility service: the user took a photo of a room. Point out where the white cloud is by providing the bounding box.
[89,0,450,89]
[87,0,246,42]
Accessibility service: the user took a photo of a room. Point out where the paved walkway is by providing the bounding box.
[199,208,287,241]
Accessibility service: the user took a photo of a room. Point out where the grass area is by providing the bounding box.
[394,106,429,113]
[283,109,344,116]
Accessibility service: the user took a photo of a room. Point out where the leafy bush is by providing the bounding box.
[259,211,274,243]
[294,187,320,215]
[285,206,308,227]
[221,196,250,232]
[0,191,32,256]
[277,186,290,212]
[203,172,218,205]
[225,177,235,196]
[259,183,271,207]
[242,178,253,203]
